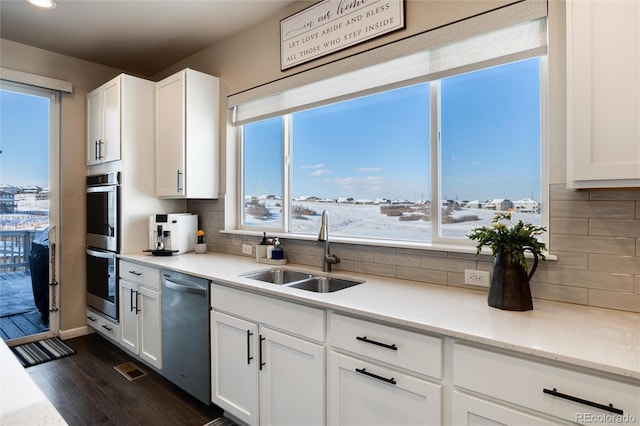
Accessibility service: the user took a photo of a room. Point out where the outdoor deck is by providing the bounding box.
[0,270,49,340]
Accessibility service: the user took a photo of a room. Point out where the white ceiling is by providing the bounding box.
[0,0,300,77]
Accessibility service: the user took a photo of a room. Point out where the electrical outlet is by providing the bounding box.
[242,244,252,255]
[464,269,491,287]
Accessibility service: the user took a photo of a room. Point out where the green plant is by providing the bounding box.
[468,212,547,271]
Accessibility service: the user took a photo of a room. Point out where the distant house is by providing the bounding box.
[514,198,540,213]
[0,190,18,213]
[466,200,483,209]
[484,198,513,211]
[22,185,42,194]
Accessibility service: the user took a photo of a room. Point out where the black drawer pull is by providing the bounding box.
[128,270,142,276]
[101,324,113,331]
[356,335,397,351]
[247,330,254,365]
[355,368,397,385]
[259,335,266,370]
[86,316,97,322]
[543,388,623,415]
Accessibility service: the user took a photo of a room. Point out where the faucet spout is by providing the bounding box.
[318,210,340,272]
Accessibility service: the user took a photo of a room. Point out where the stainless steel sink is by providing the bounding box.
[287,276,363,293]
[240,269,314,285]
[240,268,364,293]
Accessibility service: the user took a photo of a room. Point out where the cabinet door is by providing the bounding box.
[211,311,259,426]
[119,279,139,354]
[101,77,121,163]
[139,286,161,369]
[259,326,325,426]
[156,72,186,197]
[328,352,442,426]
[86,88,102,165]
[567,0,640,188]
[452,391,559,426]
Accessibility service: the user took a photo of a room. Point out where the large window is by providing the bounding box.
[240,56,544,246]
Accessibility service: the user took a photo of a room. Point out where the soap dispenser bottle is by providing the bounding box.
[272,237,284,260]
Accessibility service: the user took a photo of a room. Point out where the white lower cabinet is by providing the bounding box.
[453,343,640,425]
[452,391,559,426]
[211,284,325,426]
[86,308,119,343]
[329,351,442,425]
[118,260,162,370]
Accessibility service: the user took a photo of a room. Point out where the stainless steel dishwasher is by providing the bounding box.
[161,269,211,405]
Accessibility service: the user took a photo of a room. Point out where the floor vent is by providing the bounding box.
[114,362,147,381]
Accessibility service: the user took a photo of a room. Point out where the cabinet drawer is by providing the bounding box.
[211,284,325,342]
[86,308,120,343]
[328,351,442,426]
[453,343,640,425]
[119,260,160,290]
[330,312,442,379]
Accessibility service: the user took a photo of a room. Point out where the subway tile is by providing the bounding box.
[549,184,590,201]
[530,282,588,305]
[332,259,354,272]
[333,246,374,262]
[420,256,476,273]
[549,218,589,235]
[589,189,640,201]
[447,272,466,288]
[637,201,640,219]
[545,269,635,292]
[589,219,640,237]
[635,276,640,294]
[588,289,640,313]
[550,200,636,219]
[541,251,588,270]
[550,235,636,255]
[354,261,397,278]
[397,267,447,285]
[589,254,640,274]
[374,252,421,268]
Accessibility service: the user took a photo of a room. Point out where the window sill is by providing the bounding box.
[219,229,557,261]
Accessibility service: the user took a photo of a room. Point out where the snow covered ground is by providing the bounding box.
[0,194,49,231]
[244,200,542,242]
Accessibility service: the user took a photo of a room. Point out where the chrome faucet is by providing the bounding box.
[318,210,340,272]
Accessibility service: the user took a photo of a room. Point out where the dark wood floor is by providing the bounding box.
[26,333,224,426]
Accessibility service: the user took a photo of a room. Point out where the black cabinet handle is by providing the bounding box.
[128,270,142,276]
[134,290,140,314]
[259,335,266,370]
[130,288,135,312]
[356,335,398,351]
[101,324,112,331]
[355,368,397,385]
[247,330,254,365]
[543,388,623,415]
[86,315,97,322]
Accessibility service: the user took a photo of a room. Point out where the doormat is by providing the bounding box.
[10,337,75,368]
[203,417,236,426]
[114,362,148,381]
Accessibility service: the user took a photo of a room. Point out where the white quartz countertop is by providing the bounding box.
[0,340,67,425]
[120,252,640,381]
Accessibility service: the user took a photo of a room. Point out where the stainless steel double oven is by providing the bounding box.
[86,172,120,320]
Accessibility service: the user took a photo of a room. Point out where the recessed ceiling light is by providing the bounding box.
[26,0,57,9]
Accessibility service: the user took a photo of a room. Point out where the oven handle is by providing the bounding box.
[86,248,116,259]
[163,278,207,297]
[86,185,117,193]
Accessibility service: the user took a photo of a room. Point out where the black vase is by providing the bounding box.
[488,248,538,311]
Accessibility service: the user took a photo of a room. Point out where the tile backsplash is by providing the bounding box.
[189,183,640,313]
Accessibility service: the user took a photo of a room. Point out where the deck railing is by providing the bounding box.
[0,230,38,271]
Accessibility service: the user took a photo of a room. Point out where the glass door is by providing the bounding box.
[0,80,60,344]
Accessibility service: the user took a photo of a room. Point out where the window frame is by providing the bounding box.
[230,55,549,253]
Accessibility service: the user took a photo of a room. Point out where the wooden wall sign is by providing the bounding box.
[280,0,405,71]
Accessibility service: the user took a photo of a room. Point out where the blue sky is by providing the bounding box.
[0,89,50,188]
[244,57,541,203]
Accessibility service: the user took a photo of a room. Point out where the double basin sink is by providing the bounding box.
[240,268,364,293]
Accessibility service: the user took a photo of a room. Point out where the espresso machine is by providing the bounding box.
[147,213,198,255]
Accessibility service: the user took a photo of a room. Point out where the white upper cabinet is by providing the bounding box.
[87,76,121,165]
[566,0,640,189]
[156,68,220,198]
